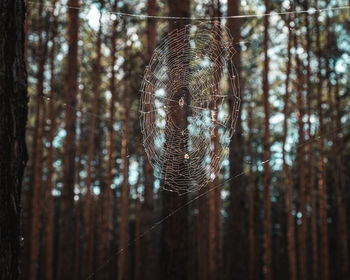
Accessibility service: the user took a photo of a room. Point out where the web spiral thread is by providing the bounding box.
[140,22,240,194]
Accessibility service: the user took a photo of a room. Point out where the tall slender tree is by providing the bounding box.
[304,1,319,279]
[314,2,329,279]
[84,2,104,275]
[161,1,190,280]
[98,1,118,278]
[227,0,246,278]
[293,29,308,280]
[334,77,349,280]
[248,93,257,280]
[141,0,157,279]
[0,0,28,279]
[57,0,80,279]
[262,0,272,279]
[43,2,58,279]
[28,2,49,278]
[118,42,131,280]
[282,13,297,280]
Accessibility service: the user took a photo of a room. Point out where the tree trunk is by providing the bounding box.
[293,31,308,280]
[208,3,223,279]
[248,93,257,280]
[334,78,349,280]
[85,2,104,276]
[134,163,142,280]
[141,1,156,279]
[227,0,246,279]
[282,14,297,280]
[28,4,50,278]
[43,2,58,279]
[262,1,272,279]
[0,1,28,279]
[118,84,131,280]
[304,0,319,278]
[161,1,190,280]
[314,2,329,279]
[57,0,79,279]
[74,106,83,280]
[98,1,118,279]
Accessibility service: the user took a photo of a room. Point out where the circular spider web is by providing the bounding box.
[140,21,240,194]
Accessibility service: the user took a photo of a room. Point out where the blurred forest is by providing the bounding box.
[13,0,350,279]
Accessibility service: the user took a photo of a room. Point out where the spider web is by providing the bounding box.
[140,21,240,194]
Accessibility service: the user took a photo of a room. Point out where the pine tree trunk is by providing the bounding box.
[0,1,28,279]
[262,0,272,279]
[141,1,156,279]
[208,4,223,278]
[248,94,257,280]
[57,0,79,279]
[293,31,308,280]
[134,167,142,280]
[84,3,104,275]
[304,1,319,278]
[118,84,131,280]
[227,0,246,279]
[73,113,83,280]
[161,1,190,279]
[99,1,118,279]
[314,2,329,279]
[282,15,297,280]
[43,3,58,278]
[28,5,50,278]
[334,78,349,280]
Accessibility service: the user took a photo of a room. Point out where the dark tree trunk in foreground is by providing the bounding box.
[262,0,272,279]
[227,0,246,279]
[0,0,28,279]
[161,1,190,280]
[141,0,156,279]
[57,0,79,279]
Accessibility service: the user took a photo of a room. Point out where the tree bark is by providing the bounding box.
[118,44,131,280]
[141,1,156,279]
[248,92,257,280]
[98,1,118,279]
[208,3,223,279]
[304,1,319,278]
[27,2,49,278]
[161,1,190,280]
[84,2,104,276]
[43,2,58,279]
[293,30,308,280]
[227,0,246,279]
[314,2,329,279]
[262,1,272,279]
[57,0,79,279]
[282,14,297,280]
[0,1,28,279]
[334,78,349,280]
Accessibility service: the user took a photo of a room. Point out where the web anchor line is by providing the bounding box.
[27,1,350,20]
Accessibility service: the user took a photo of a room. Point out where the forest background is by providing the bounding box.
[11,0,350,279]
